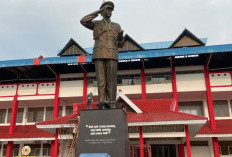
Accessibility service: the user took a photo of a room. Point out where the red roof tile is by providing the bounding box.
[197,119,232,135]
[36,99,206,127]
[36,110,206,127]
[36,113,79,125]
[0,125,54,139]
[132,99,176,112]
[128,111,206,123]
[128,99,206,123]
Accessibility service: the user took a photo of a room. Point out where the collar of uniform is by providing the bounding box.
[102,18,111,24]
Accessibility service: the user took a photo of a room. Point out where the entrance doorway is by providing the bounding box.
[151,145,176,157]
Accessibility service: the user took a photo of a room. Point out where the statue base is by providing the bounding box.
[76,109,129,157]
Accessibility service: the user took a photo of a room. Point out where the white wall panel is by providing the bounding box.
[210,73,231,86]
[0,85,17,96]
[146,84,172,93]
[117,85,141,94]
[38,83,56,94]
[59,80,83,97]
[0,97,14,101]
[87,87,98,96]
[18,84,37,95]
[176,74,206,92]
[18,95,54,100]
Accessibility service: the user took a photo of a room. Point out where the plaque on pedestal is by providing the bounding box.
[76,109,129,157]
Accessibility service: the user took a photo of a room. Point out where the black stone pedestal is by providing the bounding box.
[76,109,129,157]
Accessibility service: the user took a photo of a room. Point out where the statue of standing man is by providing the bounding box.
[80,1,124,108]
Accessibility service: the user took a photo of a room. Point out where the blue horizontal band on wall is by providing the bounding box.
[1,44,232,68]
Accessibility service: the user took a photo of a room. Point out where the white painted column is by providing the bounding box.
[24,107,28,124]
[62,105,65,116]
[0,144,3,157]
[208,138,215,157]
[63,105,66,116]
[22,106,27,125]
[43,107,46,121]
[203,99,209,119]
[40,142,43,157]
[18,143,23,157]
[5,108,9,124]
[228,100,232,117]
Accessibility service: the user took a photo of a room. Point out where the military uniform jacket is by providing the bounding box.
[80,11,124,61]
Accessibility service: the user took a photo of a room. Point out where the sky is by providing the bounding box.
[0,0,232,61]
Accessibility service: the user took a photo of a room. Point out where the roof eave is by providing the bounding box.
[128,119,207,126]
[196,134,232,138]
[36,124,76,128]
[0,137,55,141]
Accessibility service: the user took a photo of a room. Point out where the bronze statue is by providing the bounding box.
[80,1,124,108]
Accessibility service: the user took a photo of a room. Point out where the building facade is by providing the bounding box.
[1,29,232,157]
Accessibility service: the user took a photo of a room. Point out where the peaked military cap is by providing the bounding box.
[100,1,114,10]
